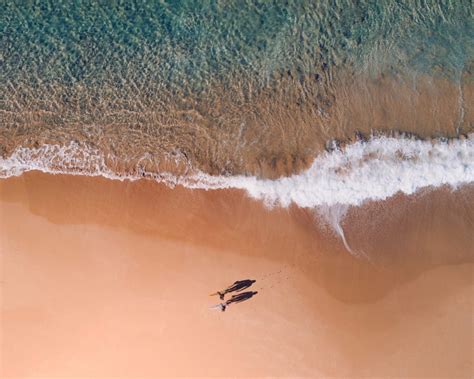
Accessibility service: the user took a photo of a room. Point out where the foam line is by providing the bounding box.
[1,135,473,208]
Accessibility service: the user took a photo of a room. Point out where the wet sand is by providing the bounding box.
[1,172,473,377]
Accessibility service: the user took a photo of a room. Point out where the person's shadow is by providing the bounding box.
[226,291,258,305]
[213,279,256,300]
[217,291,258,311]
[225,280,255,294]
[211,281,258,311]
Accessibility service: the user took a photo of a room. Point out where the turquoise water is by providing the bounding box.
[2,0,472,95]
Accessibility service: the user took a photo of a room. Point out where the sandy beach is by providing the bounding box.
[2,3,473,377]
[0,172,472,377]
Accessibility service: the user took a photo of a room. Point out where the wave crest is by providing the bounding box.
[1,135,473,208]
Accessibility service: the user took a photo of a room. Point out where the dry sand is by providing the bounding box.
[1,172,473,377]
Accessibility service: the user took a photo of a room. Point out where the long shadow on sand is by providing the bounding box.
[212,279,256,300]
[218,291,258,312]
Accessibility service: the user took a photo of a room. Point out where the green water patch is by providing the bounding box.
[1,0,472,96]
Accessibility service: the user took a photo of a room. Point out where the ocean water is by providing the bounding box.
[1,1,473,237]
[2,1,471,89]
[1,1,473,173]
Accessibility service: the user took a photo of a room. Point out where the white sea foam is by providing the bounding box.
[1,135,473,209]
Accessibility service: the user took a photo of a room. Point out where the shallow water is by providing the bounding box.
[1,1,473,175]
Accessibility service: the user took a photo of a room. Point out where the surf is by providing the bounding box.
[1,134,473,256]
[1,135,473,208]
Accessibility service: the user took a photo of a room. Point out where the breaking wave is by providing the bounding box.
[1,135,473,209]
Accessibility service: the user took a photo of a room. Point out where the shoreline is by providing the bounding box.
[2,72,473,179]
[1,134,473,211]
[2,3,472,376]
[1,172,473,376]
